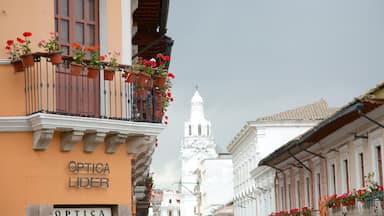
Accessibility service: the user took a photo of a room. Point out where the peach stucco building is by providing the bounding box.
[0,0,173,216]
[259,82,384,215]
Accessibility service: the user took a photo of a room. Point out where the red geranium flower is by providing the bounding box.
[167,92,172,97]
[99,55,106,61]
[6,40,13,45]
[5,45,11,50]
[168,72,175,79]
[164,121,168,125]
[23,32,32,37]
[163,55,170,61]
[17,37,25,43]
[70,42,81,48]
[170,97,174,102]
[164,115,168,120]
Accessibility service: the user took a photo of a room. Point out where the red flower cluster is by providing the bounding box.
[6,40,13,45]
[71,42,81,49]
[22,32,32,37]
[168,72,176,79]
[17,37,25,43]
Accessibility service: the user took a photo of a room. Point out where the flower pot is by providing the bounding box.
[103,69,115,81]
[137,72,151,87]
[125,72,137,83]
[153,75,167,88]
[49,51,62,65]
[11,60,24,72]
[20,54,34,67]
[87,66,99,79]
[70,63,83,76]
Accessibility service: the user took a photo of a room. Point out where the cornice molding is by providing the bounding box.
[0,113,165,135]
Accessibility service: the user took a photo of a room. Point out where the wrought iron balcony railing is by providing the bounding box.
[20,53,164,123]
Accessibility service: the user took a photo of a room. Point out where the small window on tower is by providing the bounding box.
[189,125,192,136]
[198,124,201,136]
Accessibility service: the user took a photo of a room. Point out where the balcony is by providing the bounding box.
[15,53,165,122]
[328,200,384,216]
[0,53,166,152]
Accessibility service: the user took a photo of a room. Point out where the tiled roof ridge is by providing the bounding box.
[256,99,335,121]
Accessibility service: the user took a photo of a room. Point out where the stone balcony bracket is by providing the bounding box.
[33,129,54,150]
[83,132,107,152]
[105,133,129,153]
[60,130,84,152]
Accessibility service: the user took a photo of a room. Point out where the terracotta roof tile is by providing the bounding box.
[256,99,337,121]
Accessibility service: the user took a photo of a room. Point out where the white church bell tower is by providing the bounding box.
[180,89,217,216]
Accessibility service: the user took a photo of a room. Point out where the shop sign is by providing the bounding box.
[67,161,110,189]
[53,208,111,216]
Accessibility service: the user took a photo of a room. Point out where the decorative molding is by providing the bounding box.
[105,133,128,153]
[33,129,54,150]
[83,132,107,152]
[0,113,163,135]
[61,130,84,151]
[134,185,146,201]
[0,59,11,65]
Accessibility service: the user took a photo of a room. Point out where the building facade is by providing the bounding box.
[227,100,336,216]
[0,0,173,215]
[181,90,217,216]
[259,82,384,215]
[195,153,234,216]
[149,190,181,216]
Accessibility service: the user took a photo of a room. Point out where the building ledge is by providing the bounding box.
[0,113,164,153]
[0,113,165,135]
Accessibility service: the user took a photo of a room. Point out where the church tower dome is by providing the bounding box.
[184,89,212,138]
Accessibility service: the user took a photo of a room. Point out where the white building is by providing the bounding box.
[227,100,336,216]
[196,153,234,216]
[181,89,217,216]
[149,189,181,216]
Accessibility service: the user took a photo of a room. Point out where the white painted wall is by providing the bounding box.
[198,157,234,216]
[229,121,319,216]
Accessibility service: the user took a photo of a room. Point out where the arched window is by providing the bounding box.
[188,125,192,136]
[198,124,201,136]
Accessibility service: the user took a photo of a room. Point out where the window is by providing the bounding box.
[280,186,284,210]
[207,126,210,136]
[359,153,365,187]
[188,125,192,136]
[377,146,383,186]
[332,164,336,194]
[317,173,321,200]
[296,180,301,208]
[54,0,99,54]
[344,159,349,191]
[168,210,172,216]
[54,0,100,116]
[169,199,172,204]
[287,183,291,209]
[305,177,310,206]
[198,124,201,136]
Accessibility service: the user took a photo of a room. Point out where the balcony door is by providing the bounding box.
[54,0,100,117]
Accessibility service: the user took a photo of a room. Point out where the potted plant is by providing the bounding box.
[38,32,62,65]
[301,206,312,216]
[103,49,120,81]
[325,194,340,208]
[132,57,155,88]
[152,53,171,88]
[338,191,356,206]
[70,42,86,76]
[124,67,137,83]
[4,39,23,72]
[85,45,101,79]
[289,208,300,216]
[18,32,33,67]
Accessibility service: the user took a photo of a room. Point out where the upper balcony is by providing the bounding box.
[0,53,169,150]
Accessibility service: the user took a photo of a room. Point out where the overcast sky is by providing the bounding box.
[150,0,384,189]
